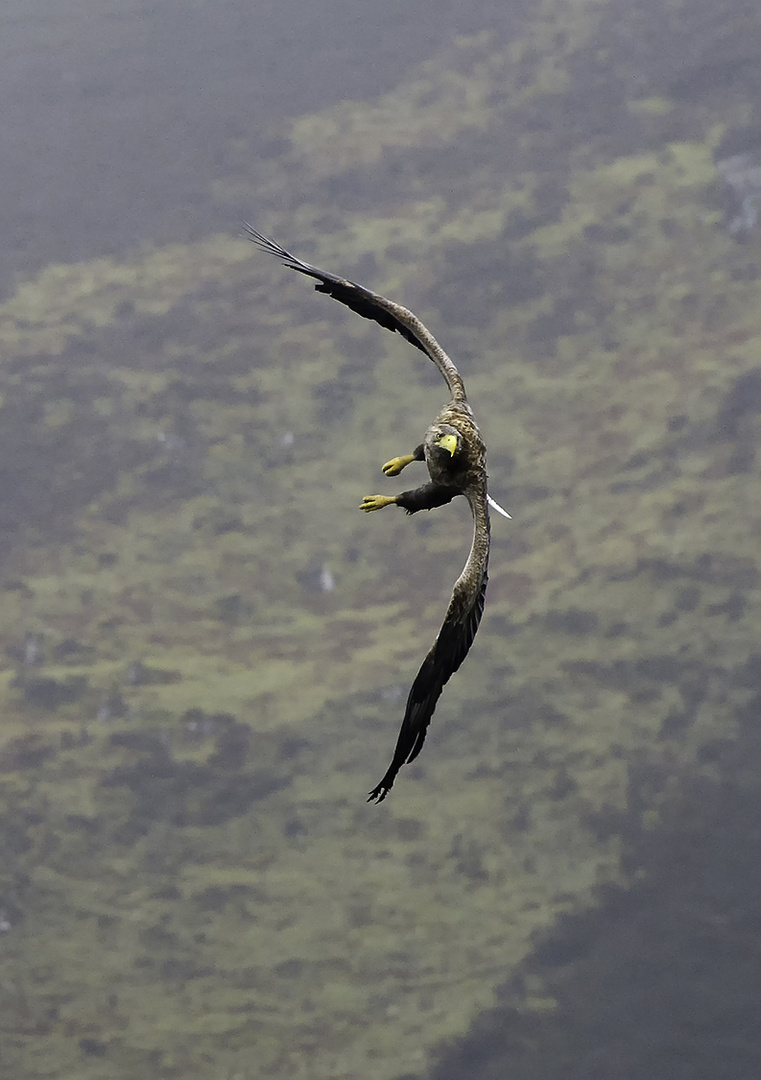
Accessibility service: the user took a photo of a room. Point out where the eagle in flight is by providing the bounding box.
[246,227,509,802]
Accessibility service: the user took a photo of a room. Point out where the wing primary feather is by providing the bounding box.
[244,224,428,352]
[245,225,466,398]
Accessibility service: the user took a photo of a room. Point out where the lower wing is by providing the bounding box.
[368,515,489,803]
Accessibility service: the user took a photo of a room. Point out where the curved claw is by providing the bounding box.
[360,494,397,513]
[382,454,415,477]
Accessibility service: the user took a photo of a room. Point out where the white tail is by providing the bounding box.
[487,494,511,520]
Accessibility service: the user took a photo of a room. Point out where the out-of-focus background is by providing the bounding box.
[2,1,761,1077]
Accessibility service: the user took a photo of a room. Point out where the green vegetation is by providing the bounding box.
[2,0,761,1077]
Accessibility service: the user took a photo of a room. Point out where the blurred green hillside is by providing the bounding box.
[2,1,761,1078]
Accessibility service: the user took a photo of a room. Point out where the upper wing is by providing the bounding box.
[245,226,465,401]
[368,496,490,802]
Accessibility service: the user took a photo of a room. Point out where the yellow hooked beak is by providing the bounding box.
[437,433,458,456]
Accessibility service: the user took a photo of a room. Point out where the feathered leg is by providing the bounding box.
[360,483,458,514]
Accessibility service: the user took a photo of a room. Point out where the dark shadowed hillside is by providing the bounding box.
[428,732,761,1080]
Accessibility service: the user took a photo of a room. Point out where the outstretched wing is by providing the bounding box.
[245,226,465,401]
[368,497,490,803]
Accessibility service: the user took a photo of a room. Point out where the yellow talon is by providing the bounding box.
[360,494,397,513]
[382,454,416,477]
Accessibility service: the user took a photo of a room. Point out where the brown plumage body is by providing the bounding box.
[246,227,501,801]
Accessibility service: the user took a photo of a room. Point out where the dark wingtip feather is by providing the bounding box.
[367,777,393,803]
[244,224,431,356]
[243,224,296,265]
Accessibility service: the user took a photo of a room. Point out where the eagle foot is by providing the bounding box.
[360,494,397,513]
[382,454,416,477]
